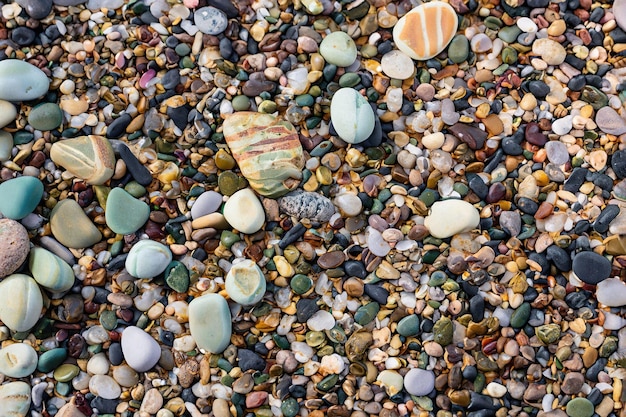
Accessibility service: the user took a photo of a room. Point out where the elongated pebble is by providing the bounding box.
[0,274,43,332]
[188,293,232,354]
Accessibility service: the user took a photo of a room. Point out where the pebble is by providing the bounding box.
[194,7,227,35]
[566,398,594,417]
[0,100,17,129]
[0,343,39,378]
[0,274,43,332]
[319,31,357,67]
[595,107,626,135]
[225,259,266,306]
[0,176,44,220]
[404,368,435,396]
[380,50,415,80]
[125,239,172,279]
[531,38,567,65]
[596,278,626,306]
[0,60,50,101]
[188,293,232,354]
[29,247,75,293]
[424,199,480,238]
[572,251,612,284]
[50,199,102,249]
[190,191,222,219]
[330,88,376,144]
[120,326,161,372]
[223,188,265,234]
[0,381,31,417]
[278,190,335,222]
[50,135,116,185]
[28,103,63,131]
[104,187,149,235]
[0,219,30,278]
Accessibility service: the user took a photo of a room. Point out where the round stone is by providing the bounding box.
[89,374,122,399]
[0,100,18,129]
[424,199,480,239]
[121,326,161,372]
[595,106,626,136]
[566,398,594,417]
[225,259,267,306]
[404,368,435,396]
[0,343,38,378]
[0,219,30,279]
[194,7,227,35]
[572,251,612,284]
[319,31,357,67]
[50,199,102,249]
[531,38,567,66]
[125,240,172,279]
[330,88,375,144]
[223,188,265,234]
[191,191,223,219]
[28,102,63,131]
[0,381,31,417]
[0,60,50,101]
[380,50,415,80]
[0,274,44,332]
[0,176,44,220]
[105,187,150,235]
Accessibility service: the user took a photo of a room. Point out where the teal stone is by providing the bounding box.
[498,26,522,43]
[124,181,146,198]
[290,274,313,295]
[28,103,63,131]
[310,140,333,157]
[295,94,314,107]
[99,310,118,330]
[447,35,470,64]
[510,302,530,328]
[281,398,299,417]
[397,315,420,337]
[428,271,447,287]
[13,131,34,145]
[418,189,438,207]
[105,187,150,235]
[55,382,71,397]
[188,293,232,354]
[0,59,50,101]
[317,374,339,391]
[165,261,190,293]
[29,247,75,293]
[566,398,594,417]
[125,240,172,279]
[37,348,68,373]
[355,302,379,325]
[338,73,360,88]
[231,95,251,111]
[0,176,44,219]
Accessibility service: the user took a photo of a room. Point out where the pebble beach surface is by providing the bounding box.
[0,0,625,417]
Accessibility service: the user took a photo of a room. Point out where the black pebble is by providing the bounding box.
[611,150,626,179]
[11,27,36,46]
[238,349,265,371]
[119,145,153,186]
[106,113,132,139]
[296,298,318,322]
[594,205,620,234]
[572,251,612,284]
[364,284,389,304]
[546,245,572,271]
[90,397,118,414]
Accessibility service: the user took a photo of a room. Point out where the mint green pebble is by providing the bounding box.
[0,343,38,378]
[27,103,63,131]
[225,259,266,306]
[29,247,75,293]
[188,293,232,354]
[105,187,150,235]
[125,240,172,279]
[0,176,44,219]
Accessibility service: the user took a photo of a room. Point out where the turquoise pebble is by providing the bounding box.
[37,348,68,373]
[397,315,420,337]
[0,176,44,219]
[125,240,172,279]
[29,247,75,293]
[188,293,232,354]
[355,302,379,326]
[290,274,312,295]
[105,187,150,235]
[281,397,299,417]
[99,310,118,331]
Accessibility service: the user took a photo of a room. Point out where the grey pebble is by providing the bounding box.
[278,190,335,222]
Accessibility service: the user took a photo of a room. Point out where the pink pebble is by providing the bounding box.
[183,0,198,8]
[245,391,268,408]
[139,69,156,89]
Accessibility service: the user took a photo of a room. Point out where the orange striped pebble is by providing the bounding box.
[393,2,458,61]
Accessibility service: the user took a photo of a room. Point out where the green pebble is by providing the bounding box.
[338,73,360,88]
[258,100,277,114]
[165,261,190,293]
[433,317,453,346]
[28,103,63,131]
[316,374,339,391]
[498,26,522,43]
[290,274,312,295]
[484,16,503,29]
[510,302,530,328]
[355,302,379,326]
[174,43,191,56]
[105,187,150,235]
[295,94,314,107]
[377,188,391,203]
[418,189,439,207]
[309,85,322,97]
[447,35,469,64]
[281,398,299,417]
[501,46,518,65]
[397,315,420,337]
[453,182,469,196]
[0,176,44,220]
[180,56,194,69]
[566,398,594,417]
[370,199,384,214]
[53,363,80,382]
[218,171,240,196]
[124,181,146,198]
[232,95,251,111]
[37,349,67,373]
[99,310,118,331]
[360,44,378,58]
[428,271,447,287]
[13,131,34,145]
[536,324,561,345]
[310,140,333,157]
[421,250,440,264]
[220,230,241,248]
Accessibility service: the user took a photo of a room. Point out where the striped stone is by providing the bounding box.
[393,2,458,61]
[50,135,115,185]
[223,112,305,198]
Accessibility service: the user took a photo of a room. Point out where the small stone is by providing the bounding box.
[0,274,43,332]
[532,38,567,65]
[377,370,404,396]
[448,123,487,149]
[121,326,161,372]
[89,375,121,399]
[0,381,31,417]
[404,368,435,396]
[0,343,38,378]
[54,363,80,382]
[165,261,190,293]
[330,88,376,144]
[278,190,335,222]
[422,132,445,150]
[22,0,53,19]
[0,219,30,278]
[50,136,116,185]
[125,240,172,279]
[448,34,470,63]
[238,349,265,371]
[380,50,415,79]
[0,176,44,220]
[0,100,17,129]
[50,199,102,249]
[551,116,573,135]
[572,251,612,284]
[566,398,594,417]
[223,188,265,234]
[29,247,75,293]
[433,317,453,346]
[334,192,363,217]
[536,323,561,345]
[37,348,68,373]
[596,278,626,307]
[0,60,50,101]
[319,31,357,67]
[191,191,222,219]
[28,103,63,131]
[596,107,626,136]
[424,200,480,239]
[140,388,163,415]
[105,187,150,235]
[0,131,12,162]
[615,0,626,32]
[561,372,584,394]
[545,141,569,165]
[393,2,458,60]
[188,293,232,354]
[194,7,227,35]
[225,259,266,306]
[397,315,420,337]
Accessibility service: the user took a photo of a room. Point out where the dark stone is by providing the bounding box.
[486,183,506,203]
[501,136,524,155]
[594,205,620,234]
[364,284,389,304]
[468,174,488,199]
[586,358,607,382]
[546,245,571,271]
[296,298,318,322]
[209,0,240,18]
[611,150,626,179]
[11,27,36,46]
[91,397,118,414]
[564,291,591,309]
[278,222,306,249]
[106,113,132,139]
[238,349,265,372]
[563,168,588,192]
[358,114,383,147]
[448,123,487,150]
[572,251,612,284]
[524,123,547,146]
[118,145,153,186]
[161,69,181,89]
[469,294,484,322]
[468,393,498,411]
[166,105,189,130]
[516,197,538,215]
[528,252,549,274]
[528,81,549,99]
[567,74,587,91]
[23,0,53,19]
[344,260,367,279]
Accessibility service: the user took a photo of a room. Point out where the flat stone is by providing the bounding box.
[0,219,30,279]
[0,131,12,162]
[0,343,38,378]
[0,100,17,129]
[404,368,436,396]
[225,259,266,306]
[105,187,149,235]
[50,199,102,249]
[596,278,626,306]
[86,0,124,9]
[88,375,121,399]
[194,7,228,35]
[223,188,265,234]
[0,274,43,332]
[165,261,190,293]
[424,199,480,239]
[50,135,116,185]
[572,251,612,284]
[319,31,357,67]
[393,2,458,60]
[330,88,375,144]
[28,102,63,131]
[566,398,594,417]
[121,326,161,372]
[223,112,304,197]
[596,107,626,135]
[532,38,567,65]
[278,190,335,222]
[613,150,626,179]
[615,0,626,32]
[191,191,222,219]
[29,247,75,293]
[380,50,415,80]
[561,372,584,394]
[448,123,487,149]
[125,240,172,279]
[188,293,232,354]
[0,60,50,101]
[0,381,31,417]
[0,176,44,220]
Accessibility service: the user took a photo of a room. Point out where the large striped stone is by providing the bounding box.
[393,2,458,61]
[223,112,304,198]
[50,135,115,185]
